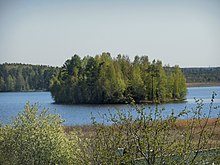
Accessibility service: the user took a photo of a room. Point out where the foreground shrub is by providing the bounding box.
[0,103,81,165]
[84,93,220,164]
[0,94,219,164]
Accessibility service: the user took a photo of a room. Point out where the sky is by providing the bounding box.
[0,0,219,67]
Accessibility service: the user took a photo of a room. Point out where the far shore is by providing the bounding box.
[186,82,220,87]
[0,83,219,93]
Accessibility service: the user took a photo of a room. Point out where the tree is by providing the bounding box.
[117,54,131,84]
[147,60,160,102]
[130,64,145,102]
[155,60,167,102]
[5,75,15,91]
[84,56,100,103]
[112,60,126,102]
[172,65,187,100]
[0,77,5,91]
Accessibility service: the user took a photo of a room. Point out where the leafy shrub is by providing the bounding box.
[0,103,81,165]
[84,94,220,164]
[0,95,219,164]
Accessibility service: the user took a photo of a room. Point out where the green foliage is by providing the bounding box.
[1,62,219,94]
[84,95,220,164]
[0,103,81,165]
[50,53,187,104]
[0,97,219,164]
[0,63,58,91]
[182,67,220,83]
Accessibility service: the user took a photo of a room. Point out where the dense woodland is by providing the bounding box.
[182,67,220,83]
[0,63,58,91]
[1,54,219,103]
[50,53,187,104]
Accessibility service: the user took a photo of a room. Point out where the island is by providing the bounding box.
[50,53,187,104]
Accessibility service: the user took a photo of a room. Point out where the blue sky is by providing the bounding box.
[0,0,219,67]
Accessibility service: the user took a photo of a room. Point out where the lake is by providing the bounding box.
[0,86,220,125]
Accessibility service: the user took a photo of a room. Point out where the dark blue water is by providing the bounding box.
[0,87,220,125]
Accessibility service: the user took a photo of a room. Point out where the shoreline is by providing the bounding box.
[64,118,220,134]
[0,83,219,92]
[0,89,48,93]
[186,82,220,87]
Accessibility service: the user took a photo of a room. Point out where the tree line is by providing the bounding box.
[182,67,220,83]
[0,63,58,91]
[50,53,187,104]
[1,58,219,94]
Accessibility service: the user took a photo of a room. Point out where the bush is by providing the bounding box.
[0,103,81,165]
[0,95,219,164]
[84,93,220,164]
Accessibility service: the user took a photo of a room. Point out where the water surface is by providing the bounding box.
[0,86,220,125]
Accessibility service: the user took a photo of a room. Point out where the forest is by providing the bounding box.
[1,54,219,103]
[50,53,187,104]
[0,63,58,91]
[182,67,220,83]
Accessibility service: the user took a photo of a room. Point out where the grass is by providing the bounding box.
[62,117,220,164]
[64,118,220,148]
[175,118,220,148]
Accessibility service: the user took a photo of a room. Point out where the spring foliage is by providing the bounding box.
[83,94,220,164]
[0,97,219,164]
[0,103,81,165]
[50,53,187,104]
